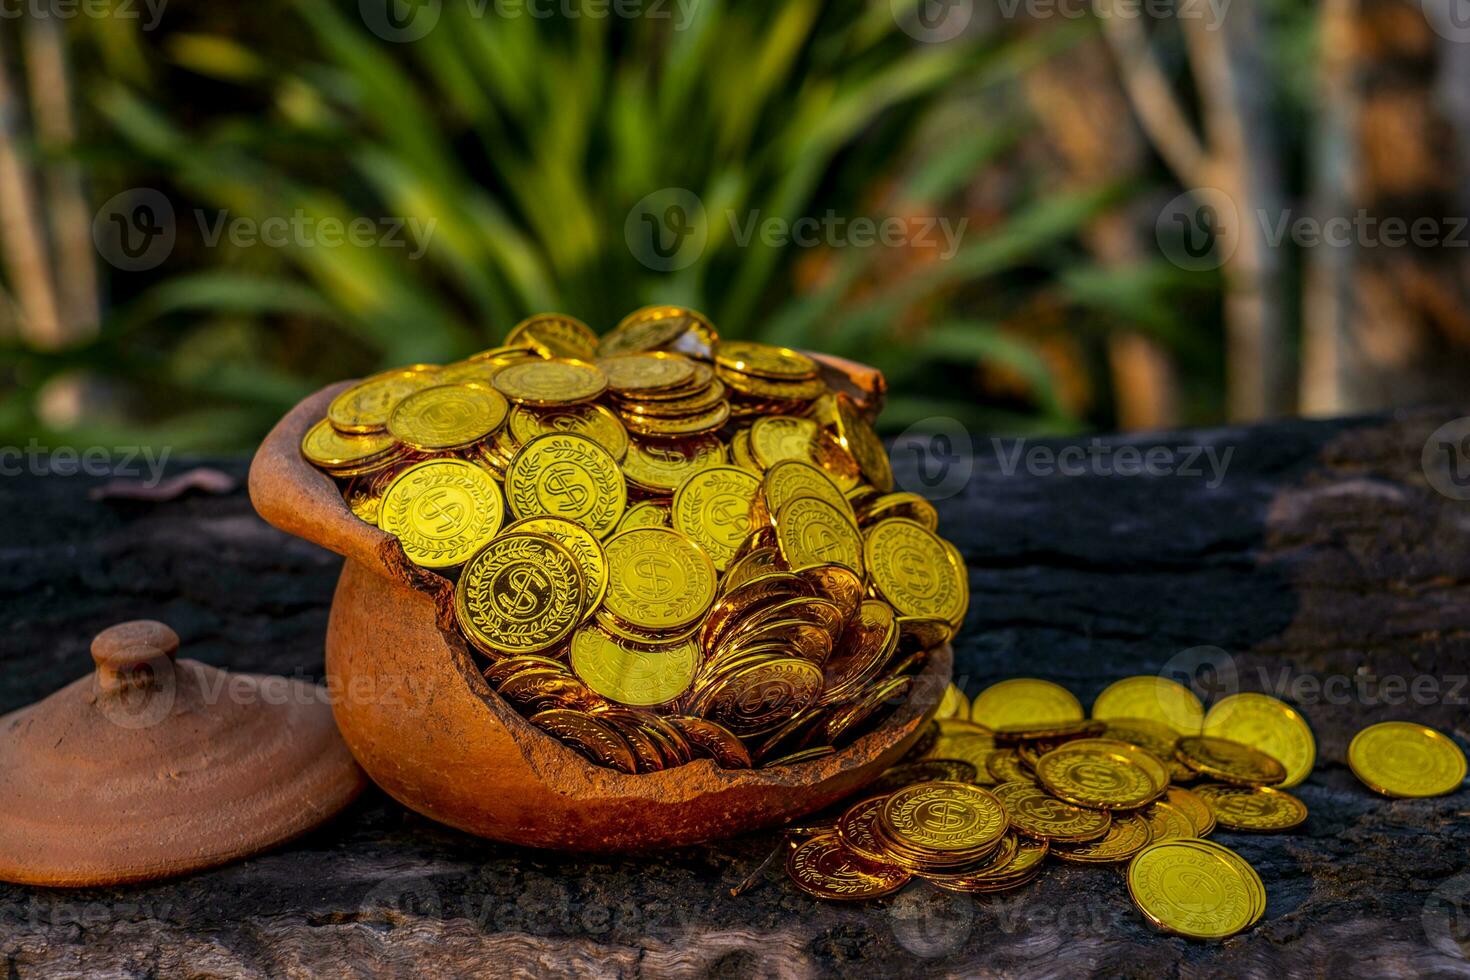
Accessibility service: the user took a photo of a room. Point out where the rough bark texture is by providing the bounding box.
[3,407,1470,978]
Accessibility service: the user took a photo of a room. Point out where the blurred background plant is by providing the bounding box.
[1,0,1467,451]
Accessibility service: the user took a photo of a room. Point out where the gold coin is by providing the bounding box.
[1164,786,1216,836]
[387,382,509,451]
[1102,718,1191,782]
[1139,800,1197,841]
[984,749,1032,784]
[749,415,819,470]
[327,367,439,433]
[760,459,851,522]
[786,833,910,902]
[691,656,824,736]
[970,678,1084,731]
[836,795,897,864]
[1127,839,1264,939]
[455,532,585,654]
[492,357,608,406]
[730,429,761,473]
[936,683,970,721]
[1034,740,1166,810]
[503,515,608,621]
[863,518,966,624]
[600,305,711,358]
[763,746,837,768]
[378,459,505,568]
[301,418,398,470]
[716,340,817,380]
[598,352,697,393]
[529,708,637,773]
[1203,693,1316,789]
[880,781,1008,855]
[1091,675,1204,736]
[926,836,1048,893]
[671,466,760,571]
[774,496,863,573]
[990,781,1110,844]
[621,434,727,493]
[870,760,978,795]
[615,500,671,532]
[621,401,731,437]
[666,715,752,768]
[822,392,893,492]
[504,312,599,359]
[568,626,697,707]
[720,369,827,402]
[856,492,937,531]
[508,403,629,461]
[1347,721,1467,798]
[505,432,627,538]
[925,733,998,782]
[601,526,717,630]
[1052,811,1153,864]
[1175,735,1287,786]
[1192,783,1307,832]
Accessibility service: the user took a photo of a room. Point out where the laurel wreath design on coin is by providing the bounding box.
[458,534,583,653]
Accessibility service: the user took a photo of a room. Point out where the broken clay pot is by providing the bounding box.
[0,620,366,887]
[248,354,951,852]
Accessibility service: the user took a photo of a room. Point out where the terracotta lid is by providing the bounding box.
[0,620,366,887]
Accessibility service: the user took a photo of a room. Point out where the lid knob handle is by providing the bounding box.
[91,620,179,695]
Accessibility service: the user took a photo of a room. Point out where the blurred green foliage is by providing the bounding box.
[1,0,1218,449]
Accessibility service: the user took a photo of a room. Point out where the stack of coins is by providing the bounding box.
[782,673,1467,939]
[301,307,969,774]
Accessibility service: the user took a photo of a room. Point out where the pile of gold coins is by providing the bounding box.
[781,674,1466,941]
[301,307,968,772]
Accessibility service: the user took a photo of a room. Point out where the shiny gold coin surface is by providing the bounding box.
[327,367,438,433]
[970,678,1084,731]
[1140,800,1197,842]
[455,532,585,654]
[694,656,824,736]
[621,434,727,493]
[825,392,893,492]
[926,734,998,782]
[774,496,864,573]
[1347,721,1467,798]
[1176,735,1287,786]
[750,415,819,470]
[1102,718,1189,781]
[1128,839,1263,940]
[666,715,752,768]
[530,708,637,773]
[1164,787,1216,837]
[671,466,760,571]
[508,403,629,461]
[301,418,397,470]
[505,432,627,537]
[600,306,704,358]
[1034,741,1164,810]
[760,459,851,522]
[492,358,608,406]
[598,352,697,393]
[388,382,509,450]
[870,760,979,794]
[991,781,1111,843]
[716,341,817,380]
[864,518,967,624]
[378,459,505,568]
[836,795,894,864]
[787,833,910,901]
[936,683,970,721]
[601,527,717,630]
[880,781,1008,855]
[1052,812,1154,864]
[927,836,1048,893]
[985,749,1033,784]
[504,515,608,621]
[1203,693,1316,789]
[1192,783,1307,832]
[1091,675,1204,736]
[857,492,938,531]
[616,500,671,532]
[569,626,697,707]
[504,312,599,359]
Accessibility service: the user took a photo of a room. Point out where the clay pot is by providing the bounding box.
[249,355,951,851]
[0,621,365,887]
